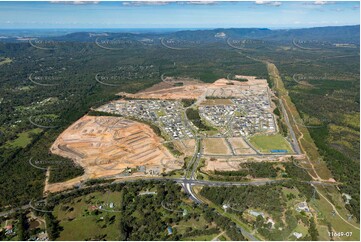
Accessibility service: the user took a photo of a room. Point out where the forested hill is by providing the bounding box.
[269,25,360,44]
[54,25,361,44]
[167,25,360,43]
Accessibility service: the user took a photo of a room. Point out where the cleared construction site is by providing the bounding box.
[120,77,269,100]
[48,115,182,193]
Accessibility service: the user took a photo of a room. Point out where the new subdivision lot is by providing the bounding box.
[203,138,232,155]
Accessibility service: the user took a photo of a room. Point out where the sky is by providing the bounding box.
[0,1,359,29]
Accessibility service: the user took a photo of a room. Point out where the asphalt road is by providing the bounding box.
[279,99,302,154]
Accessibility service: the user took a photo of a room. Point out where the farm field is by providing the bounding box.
[53,191,123,241]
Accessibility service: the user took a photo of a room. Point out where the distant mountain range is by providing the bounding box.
[0,25,359,45]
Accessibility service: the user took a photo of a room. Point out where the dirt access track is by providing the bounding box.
[48,115,182,193]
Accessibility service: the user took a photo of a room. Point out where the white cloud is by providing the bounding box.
[313,1,327,5]
[255,1,281,7]
[302,1,337,8]
[121,1,170,6]
[185,1,217,5]
[50,1,99,5]
[311,1,337,5]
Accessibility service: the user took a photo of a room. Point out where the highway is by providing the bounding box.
[0,177,337,217]
[279,99,301,155]
[182,135,203,203]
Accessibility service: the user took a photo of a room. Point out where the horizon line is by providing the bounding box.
[0,24,359,30]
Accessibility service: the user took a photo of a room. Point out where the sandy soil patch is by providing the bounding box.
[121,84,206,100]
[140,81,174,92]
[204,159,243,171]
[228,137,257,155]
[203,138,232,155]
[182,139,196,149]
[173,139,196,156]
[203,155,303,172]
[214,77,268,88]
